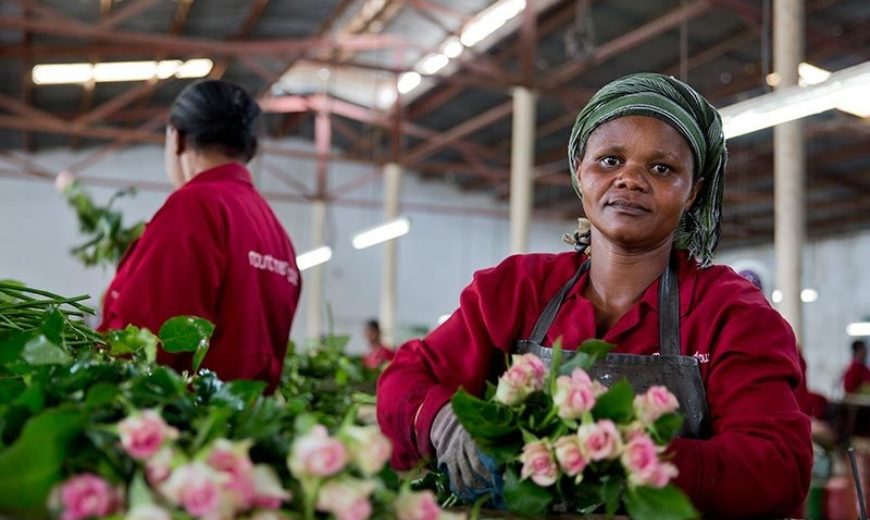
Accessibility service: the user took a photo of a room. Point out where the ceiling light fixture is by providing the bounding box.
[721,60,870,138]
[418,53,450,75]
[847,322,870,337]
[32,59,213,85]
[397,72,422,94]
[460,0,526,47]
[352,217,411,250]
[296,246,333,271]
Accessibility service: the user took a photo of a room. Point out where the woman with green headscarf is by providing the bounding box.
[377,73,811,517]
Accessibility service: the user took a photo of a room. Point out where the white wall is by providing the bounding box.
[1,142,864,398]
[717,236,870,399]
[0,142,573,357]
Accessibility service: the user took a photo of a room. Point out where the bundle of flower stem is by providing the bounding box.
[0,280,103,346]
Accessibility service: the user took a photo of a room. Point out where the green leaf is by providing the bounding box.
[84,382,118,409]
[0,407,85,518]
[580,339,616,364]
[623,485,699,520]
[105,325,158,362]
[592,379,634,422]
[559,351,593,376]
[127,472,155,509]
[40,309,65,346]
[651,413,684,444]
[484,381,498,401]
[0,379,26,404]
[451,389,515,439]
[503,466,554,516]
[322,335,350,352]
[476,436,523,464]
[601,476,624,516]
[21,335,71,366]
[128,367,185,406]
[158,316,214,354]
[0,331,31,365]
[211,380,267,411]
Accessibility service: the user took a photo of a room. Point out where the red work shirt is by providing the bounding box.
[377,251,811,518]
[843,360,870,394]
[99,162,301,391]
[363,343,395,369]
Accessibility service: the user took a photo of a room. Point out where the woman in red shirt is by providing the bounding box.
[377,73,811,518]
[843,340,870,393]
[99,80,301,391]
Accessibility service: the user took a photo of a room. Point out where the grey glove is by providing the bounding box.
[430,405,493,498]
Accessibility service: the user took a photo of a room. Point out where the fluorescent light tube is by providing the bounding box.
[418,53,450,75]
[847,322,870,337]
[397,72,422,94]
[720,60,870,138]
[352,217,411,250]
[296,246,332,271]
[461,0,526,47]
[31,59,213,85]
[32,63,94,85]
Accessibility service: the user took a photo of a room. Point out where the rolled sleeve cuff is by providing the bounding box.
[414,384,457,460]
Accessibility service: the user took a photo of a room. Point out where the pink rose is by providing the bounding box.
[117,409,178,461]
[519,440,558,487]
[395,490,441,520]
[577,420,623,461]
[146,446,176,485]
[55,170,75,192]
[53,473,119,520]
[553,435,587,480]
[620,434,678,488]
[160,462,225,518]
[316,478,374,520]
[646,462,679,488]
[342,425,393,476]
[553,369,597,419]
[207,439,255,511]
[126,504,172,520]
[620,421,648,442]
[634,386,680,425]
[288,425,348,478]
[495,354,547,405]
[251,464,292,509]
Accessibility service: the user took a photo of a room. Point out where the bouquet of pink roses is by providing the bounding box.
[450,340,698,519]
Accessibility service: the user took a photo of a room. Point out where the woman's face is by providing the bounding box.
[577,116,700,252]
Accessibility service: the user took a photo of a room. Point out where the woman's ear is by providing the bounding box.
[686,177,705,211]
[173,127,186,156]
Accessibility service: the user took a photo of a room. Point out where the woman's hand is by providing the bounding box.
[431,405,503,502]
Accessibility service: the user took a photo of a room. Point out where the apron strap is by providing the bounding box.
[527,260,590,344]
[658,254,681,356]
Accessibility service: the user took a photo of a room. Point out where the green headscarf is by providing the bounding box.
[567,72,727,267]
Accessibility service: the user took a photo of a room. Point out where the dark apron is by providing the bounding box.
[514,256,709,438]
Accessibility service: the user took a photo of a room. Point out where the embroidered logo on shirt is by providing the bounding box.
[693,352,710,364]
[248,250,299,285]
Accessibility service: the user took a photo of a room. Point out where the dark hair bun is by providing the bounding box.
[169,80,261,161]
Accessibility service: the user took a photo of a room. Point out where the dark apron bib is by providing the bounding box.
[514,256,709,438]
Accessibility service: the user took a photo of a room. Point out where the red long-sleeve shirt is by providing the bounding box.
[843,360,870,394]
[99,162,301,390]
[377,251,811,518]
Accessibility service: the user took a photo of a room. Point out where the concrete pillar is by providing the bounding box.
[773,0,805,344]
[306,200,327,341]
[379,163,402,345]
[510,86,536,254]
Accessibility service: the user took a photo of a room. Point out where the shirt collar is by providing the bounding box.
[635,250,699,318]
[185,162,253,188]
[574,249,699,318]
